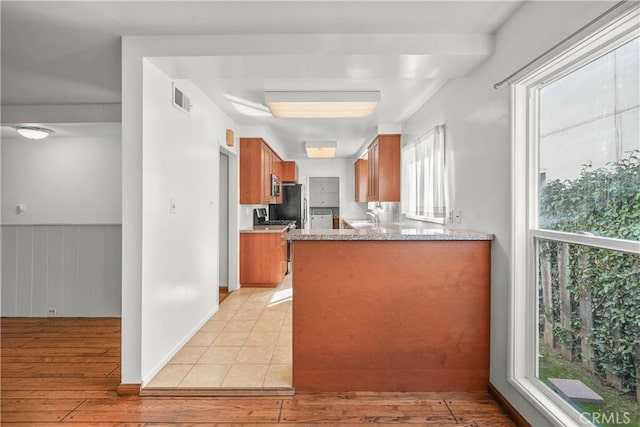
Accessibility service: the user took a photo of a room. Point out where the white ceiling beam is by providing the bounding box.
[127,33,493,57]
[1,104,121,124]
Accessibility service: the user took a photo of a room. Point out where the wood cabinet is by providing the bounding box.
[240,231,287,287]
[354,158,368,202]
[366,134,400,202]
[240,138,283,205]
[281,161,298,183]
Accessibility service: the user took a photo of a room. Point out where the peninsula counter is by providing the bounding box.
[285,226,493,392]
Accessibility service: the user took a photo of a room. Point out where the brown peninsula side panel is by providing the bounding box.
[292,239,491,392]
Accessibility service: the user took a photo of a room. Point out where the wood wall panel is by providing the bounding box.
[292,240,491,392]
[1,225,122,317]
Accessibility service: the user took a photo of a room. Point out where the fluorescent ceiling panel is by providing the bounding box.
[305,141,337,158]
[266,91,379,118]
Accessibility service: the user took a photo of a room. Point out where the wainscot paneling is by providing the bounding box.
[1,225,121,317]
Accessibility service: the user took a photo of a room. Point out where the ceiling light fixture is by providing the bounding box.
[265,91,380,119]
[305,141,337,159]
[14,126,53,140]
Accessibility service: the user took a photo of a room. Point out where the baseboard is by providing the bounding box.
[489,383,531,427]
[117,383,141,396]
[140,387,295,397]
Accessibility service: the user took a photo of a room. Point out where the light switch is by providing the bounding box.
[169,198,177,214]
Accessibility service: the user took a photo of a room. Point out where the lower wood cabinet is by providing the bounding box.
[240,231,287,287]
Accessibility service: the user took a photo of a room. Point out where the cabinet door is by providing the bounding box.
[262,145,271,204]
[309,179,323,194]
[281,232,288,276]
[367,141,378,201]
[281,161,298,183]
[354,159,368,202]
[322,177,339,193]
[324,192,339,207]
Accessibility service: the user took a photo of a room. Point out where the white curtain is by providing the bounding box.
[401,125,445,221]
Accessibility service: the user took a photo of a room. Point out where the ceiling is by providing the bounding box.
[1,1,523,158]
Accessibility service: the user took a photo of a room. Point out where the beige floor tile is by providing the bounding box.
[200,319,228,332]
[265,302,290,313]
[232,308,263,320]
[235,346,275,364]
[211,310,237,321]
[212,331,249,346]
[223,319,256,332]
[271,346,292,364]
[146,364,192,388]
[168,346,207,364]
[221,364,268,388]
[252,319,284,332]
[198,346,242,364]
[263,364,292,388]
[243,300,268,310]
[258,312,286,323]
[276,331,292,347]
[179,364,230,387]
[244,331,280,346]
[281,317,292,332]
[233,288,255,296]
[186,331,219,347]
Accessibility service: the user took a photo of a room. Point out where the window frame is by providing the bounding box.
[510,8,640,427]
[401,125,447,224]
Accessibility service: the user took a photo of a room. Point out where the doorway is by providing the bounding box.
[219,152,229,292]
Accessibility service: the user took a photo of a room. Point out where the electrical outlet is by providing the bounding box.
[454,209,462,224]
[47,308,57,316]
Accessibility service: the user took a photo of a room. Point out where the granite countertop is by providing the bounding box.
[285,219,493,241]
[240,225,290,234]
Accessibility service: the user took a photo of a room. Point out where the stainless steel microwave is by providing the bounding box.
[271,173,280,197]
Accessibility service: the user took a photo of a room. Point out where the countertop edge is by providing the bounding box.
[240,225,290,234]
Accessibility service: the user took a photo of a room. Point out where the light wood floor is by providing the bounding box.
[1,317,516,426]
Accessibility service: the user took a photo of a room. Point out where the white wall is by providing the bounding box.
[402,2,615,425]
[1,132,122,318]
[296,158,367,222]
[1,135,121,225]
[141,60,239,383]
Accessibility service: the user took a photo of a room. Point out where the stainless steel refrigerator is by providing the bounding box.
[269,183,306,229]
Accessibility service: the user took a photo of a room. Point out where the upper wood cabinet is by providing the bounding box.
[240,138,283,205]
[354,158,368,202]
[367,134,400,202]
[281,161,298,183]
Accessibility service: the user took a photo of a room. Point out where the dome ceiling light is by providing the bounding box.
[13,126,54,140]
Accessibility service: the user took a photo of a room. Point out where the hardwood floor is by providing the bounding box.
[1,317,516,426]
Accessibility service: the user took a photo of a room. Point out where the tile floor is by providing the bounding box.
[146,275,292,389]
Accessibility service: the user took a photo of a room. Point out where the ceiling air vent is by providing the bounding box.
[172,83,191,115]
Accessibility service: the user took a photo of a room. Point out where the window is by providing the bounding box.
[511,9,639,427]
[401,125,446,224]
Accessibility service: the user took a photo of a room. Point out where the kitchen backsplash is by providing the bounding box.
[368,201,401,224]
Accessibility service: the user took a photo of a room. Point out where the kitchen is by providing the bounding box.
[2,1,638,425]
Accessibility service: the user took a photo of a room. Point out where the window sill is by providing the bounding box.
[404,213,445,225]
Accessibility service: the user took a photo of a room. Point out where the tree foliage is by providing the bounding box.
[539,150,640,393]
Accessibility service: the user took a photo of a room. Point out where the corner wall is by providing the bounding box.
[401,2,615,425]
[140,60,227,382]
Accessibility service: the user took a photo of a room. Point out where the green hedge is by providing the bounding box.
[539,150,640,393]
